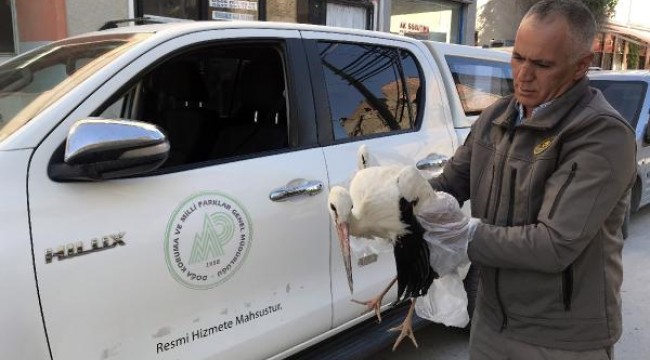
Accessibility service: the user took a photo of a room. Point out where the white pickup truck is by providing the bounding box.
[0,22,511,360]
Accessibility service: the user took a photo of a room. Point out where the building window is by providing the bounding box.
[326,1,372,30]
[138,0,202,20]
[0,0,17,54]
[390,0,462,43]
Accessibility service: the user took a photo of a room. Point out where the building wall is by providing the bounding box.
[267,0,298,23]
[612,0,650,30]
[66,0,130,36]
[14,0,68,53]
[388,0,476,45]
[476,0,530,47]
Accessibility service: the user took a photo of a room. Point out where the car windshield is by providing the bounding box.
[0,33,150,143]
[590,79,647,128]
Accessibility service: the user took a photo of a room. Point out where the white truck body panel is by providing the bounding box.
[0,150,51,360]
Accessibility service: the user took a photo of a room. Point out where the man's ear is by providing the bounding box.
[574,52,594,80]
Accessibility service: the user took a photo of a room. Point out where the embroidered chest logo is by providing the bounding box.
[534,137,554,156]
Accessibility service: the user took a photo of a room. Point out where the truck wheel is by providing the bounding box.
[463,264,480,320]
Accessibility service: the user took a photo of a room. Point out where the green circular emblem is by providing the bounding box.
[164,192,253,289]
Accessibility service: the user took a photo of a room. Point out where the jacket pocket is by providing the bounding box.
[549,162,577,219]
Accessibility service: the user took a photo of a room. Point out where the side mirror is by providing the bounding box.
[49,118,169,181]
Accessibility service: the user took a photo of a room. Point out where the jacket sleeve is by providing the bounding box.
[468,115,636,273]
[429,128,474,204]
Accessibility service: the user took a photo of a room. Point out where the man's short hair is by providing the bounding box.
[524,0,597,58]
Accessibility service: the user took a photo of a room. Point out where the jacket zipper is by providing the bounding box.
[491,129,515,225]
[493,127,516,332]
[483,164,496,219]
[549,162,578,219]
[495,268,508,330]
[506,168,517,227]
[562,265,573,311]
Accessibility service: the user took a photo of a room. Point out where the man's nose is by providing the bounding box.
[517,62,534,81]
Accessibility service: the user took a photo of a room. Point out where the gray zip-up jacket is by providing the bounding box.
[431,77,636,350]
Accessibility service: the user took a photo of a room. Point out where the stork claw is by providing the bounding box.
[350,277,397,324]
[389,299,418,351]
[351,298,382,323]
[389,323,418,351]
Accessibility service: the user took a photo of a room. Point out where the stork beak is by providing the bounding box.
[336,221,354,294]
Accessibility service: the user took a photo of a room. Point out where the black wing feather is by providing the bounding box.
[393,197,438,305]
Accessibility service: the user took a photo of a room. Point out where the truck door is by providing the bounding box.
[301,31,458,326]
[28,29,331,360]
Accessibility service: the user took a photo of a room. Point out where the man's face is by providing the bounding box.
[511,15,592,116]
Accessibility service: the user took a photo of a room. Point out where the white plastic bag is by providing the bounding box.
[417,190,471,276]
[415,270,470,327]
[414,190,472,327]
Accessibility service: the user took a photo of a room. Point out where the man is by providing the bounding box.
[430,0,636,358]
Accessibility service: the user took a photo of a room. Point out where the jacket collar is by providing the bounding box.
[493,77,590,131]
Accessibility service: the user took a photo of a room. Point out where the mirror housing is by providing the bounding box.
[49,118,169,181]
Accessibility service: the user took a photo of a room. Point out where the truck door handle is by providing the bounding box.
[269,180,324,202]
[416,153,449,176]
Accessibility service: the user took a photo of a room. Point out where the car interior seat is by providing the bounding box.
[210,57,288,159]
[149,60,217,166]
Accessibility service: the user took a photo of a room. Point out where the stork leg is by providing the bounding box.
[351,277,397,323]
[389,298,418,351]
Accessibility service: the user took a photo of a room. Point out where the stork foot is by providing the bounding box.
[350,277,397,323]
[389,299,418,351]
[351,297,383,323]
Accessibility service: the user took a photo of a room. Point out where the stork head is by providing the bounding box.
[327,186,354,294]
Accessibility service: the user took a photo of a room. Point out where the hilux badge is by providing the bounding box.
[45,232,126,263]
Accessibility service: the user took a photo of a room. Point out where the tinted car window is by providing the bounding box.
[318,42,422,140]
[97,43,289,168]
[445,55,513,116]
[590,80,647,128]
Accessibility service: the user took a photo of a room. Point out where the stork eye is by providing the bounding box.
[329,203,337,215]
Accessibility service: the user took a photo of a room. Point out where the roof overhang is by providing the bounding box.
[603,23,650,45]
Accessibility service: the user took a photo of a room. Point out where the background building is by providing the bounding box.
[475,0,650,70]
[1,0,477,63]
[595,0,650,70]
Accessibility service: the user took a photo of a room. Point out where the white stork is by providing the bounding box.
[327,148,439,350]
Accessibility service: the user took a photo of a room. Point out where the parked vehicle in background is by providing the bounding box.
[0,21,511,360]
[423,41,513,142]
[589,70,650,237]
